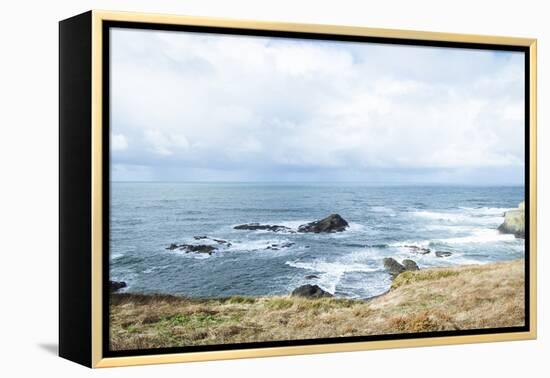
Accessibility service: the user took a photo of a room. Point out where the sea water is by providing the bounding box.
[110,183,524,299]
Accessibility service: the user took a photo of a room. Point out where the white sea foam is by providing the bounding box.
[389,239,431,248]
[347,222,367,232]
[370,206,397,216]
[412,210,468,222]
[412,207,509,227]
[437,229,517,245]
[286,251,379,293]
[171,249,212,259]
[424,224,474,233]
[278,219,311,229]
[459,207,513,216]
[227,238,293,252]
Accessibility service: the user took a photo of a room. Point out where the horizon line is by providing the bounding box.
[110,180,525,187]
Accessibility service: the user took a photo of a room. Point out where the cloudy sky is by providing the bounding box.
[110,28,525,185]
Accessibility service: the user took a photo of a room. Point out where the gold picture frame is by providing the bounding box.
[59,10,537,368]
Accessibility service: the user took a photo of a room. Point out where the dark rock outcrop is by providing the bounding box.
[383,257,406,277]
[383,257,419,278]
[298,214,349,233]
[234,223,293,232]
[180,244,217,254]
[498,202,525,239]
[110,280,127,292]
[402,259,419,271]
[435,251,453,258]
[291,284,333,298]
[167,243,217,255]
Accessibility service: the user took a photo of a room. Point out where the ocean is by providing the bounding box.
[110,183,524,299]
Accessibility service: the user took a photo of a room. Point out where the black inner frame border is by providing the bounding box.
[102,20,531,358]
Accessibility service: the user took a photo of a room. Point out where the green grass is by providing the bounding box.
[110,259,525,351]
[391,269,460,289]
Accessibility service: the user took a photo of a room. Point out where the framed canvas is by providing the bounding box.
[59,10,537,368]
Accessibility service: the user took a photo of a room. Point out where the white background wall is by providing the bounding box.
[0,0,547,376]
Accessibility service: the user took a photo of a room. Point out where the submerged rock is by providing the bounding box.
[192,236,232,247]
[298,214,349,233]
[266,242,295,250]
[181,244,217,254]
[404,245,431,255]
[167,244,217,255]
[383,257,419,278]
[498,202,525,239]
[305,274,320,280]
[168,236,234,255]
[212,238,231,246]
[291,284,333,298]
[234,223,293,232]
[435,251,453,258]
[110,280,127,292]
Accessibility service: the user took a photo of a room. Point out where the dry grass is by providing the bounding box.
[110,259,525,350]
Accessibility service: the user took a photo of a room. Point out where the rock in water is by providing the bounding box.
[110,280,127,292]
[291,284,333,298]
[435,251,453,258]
[234,223,293,232]
[498,201,525,239]
[404,245,431,255]
[402,259,419,271]
[298,214,349,233]
[305,274,320,280]
[383,257,406,277]
[266,242,295,250]
[177,244,217,255]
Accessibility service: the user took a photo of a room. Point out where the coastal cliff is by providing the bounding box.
[110,259,525,350]
[498,202,525,238]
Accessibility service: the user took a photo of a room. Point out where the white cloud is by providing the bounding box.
[110,28,525,183]
[111,134,128,151]
[144,129,189,156]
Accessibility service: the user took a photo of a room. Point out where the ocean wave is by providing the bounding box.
[411,210,468,222]
[411,210,469,222]
[227,238,295,252]
[171,250,212,259]
[423,224,474,233]
[286,252,380,293]
[343,242,389,249]
[389,239,431,248]
[437,229,517,245]
[411,208,506,226]
[111,253,124,260]
[347,222,367,232]
[390,226,520,252]
[369,206,397,216]
[458,206,513,216]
